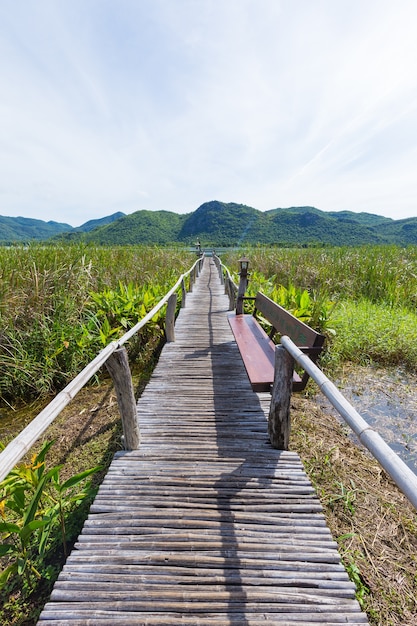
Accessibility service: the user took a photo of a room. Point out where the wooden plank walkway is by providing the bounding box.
[38,258,369,625]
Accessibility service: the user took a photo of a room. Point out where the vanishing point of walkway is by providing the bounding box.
[38,258,369,625]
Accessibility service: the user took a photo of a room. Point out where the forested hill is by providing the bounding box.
[0,212,125,243]
[55,201,416,246]
[1,201,417,246]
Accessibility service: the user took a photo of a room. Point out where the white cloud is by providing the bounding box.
[0,0,417,224]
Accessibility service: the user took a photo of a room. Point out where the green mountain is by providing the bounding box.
[1,202,417,246]
[0,215,72,242]
[75,212,126,233]
[0,212,125,243]
[179,201,270,243]
[267,207,385,245]
[266,206,392,227]
[377,217,417,244]
[326,210,391,226]
[79,201,412,246]
[80,210,184,245]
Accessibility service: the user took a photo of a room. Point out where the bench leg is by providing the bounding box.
[268,345,294,450]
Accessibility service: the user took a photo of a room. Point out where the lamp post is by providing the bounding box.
[236,256,249,315]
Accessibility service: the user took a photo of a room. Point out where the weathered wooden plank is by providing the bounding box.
[81,521,332,537]
[38,609,369,624]
[57,565,354,584]
[82,513,330,531]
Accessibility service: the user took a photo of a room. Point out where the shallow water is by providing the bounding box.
[317,364,417,476]
[0,399,48,446]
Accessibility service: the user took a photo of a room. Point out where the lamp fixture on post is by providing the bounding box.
[238,256,249,276]
[236,256,250,315]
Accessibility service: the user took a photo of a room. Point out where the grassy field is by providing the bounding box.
[1,243,417,625]
[0,244,192,406]
[222,245,417,372]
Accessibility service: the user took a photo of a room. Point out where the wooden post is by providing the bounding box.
[236,275,247,315]
[219,264,224,285]
[213,255,224,284]
[236,257,249,315]
[268,345,294,450]
[189,267,195,292]
[181,278,186,307]
[226,279,235,311]
[106,347,140,450]
[165,292,177,342]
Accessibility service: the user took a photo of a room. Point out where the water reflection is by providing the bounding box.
[317,365,417,475]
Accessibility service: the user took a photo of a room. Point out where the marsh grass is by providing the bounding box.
[223,245,417,307]
[0,244,190,406]
[223,245,417,371]
[324,299,417,370]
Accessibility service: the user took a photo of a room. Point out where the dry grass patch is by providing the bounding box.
[291,396,417,626]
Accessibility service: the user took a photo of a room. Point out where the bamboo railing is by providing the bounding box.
[276,335,417,511]
[0,255,204,482]
[212,253,237,310]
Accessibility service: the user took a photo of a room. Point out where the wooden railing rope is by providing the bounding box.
[0,255,204,482]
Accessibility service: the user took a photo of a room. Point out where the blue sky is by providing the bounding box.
[1,0,417,227]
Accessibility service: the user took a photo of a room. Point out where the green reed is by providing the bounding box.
[223,245,417,310]
[0,244,192,405]
[222,245,417,371]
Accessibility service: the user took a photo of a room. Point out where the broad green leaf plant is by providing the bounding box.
[0,441,100,592]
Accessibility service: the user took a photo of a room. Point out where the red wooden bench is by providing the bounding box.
[228,292,325,392]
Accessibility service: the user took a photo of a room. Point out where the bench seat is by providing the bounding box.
[228,313,302,392]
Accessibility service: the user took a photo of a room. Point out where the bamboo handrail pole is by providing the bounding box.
[213,255,238,291]
[280,335,417,511]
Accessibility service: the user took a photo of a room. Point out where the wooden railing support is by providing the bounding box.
[268,345,294,450]
[189,267,195,292]
[226,278,236,311]
[236,270,248,315]
[181,278,187,307]
[213,254,224,285]
[165,293,177,342]
[106,347,140,450]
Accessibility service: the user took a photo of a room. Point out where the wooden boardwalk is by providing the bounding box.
[38,258,369,625]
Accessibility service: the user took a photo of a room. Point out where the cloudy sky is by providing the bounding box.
[1,0,417,226]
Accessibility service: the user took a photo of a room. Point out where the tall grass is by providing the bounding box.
[326,299,417,369]
[0,244,191,406]
[222,245,417,371]
[223,245,417,309]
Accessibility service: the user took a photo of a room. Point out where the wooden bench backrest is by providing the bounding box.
[254,292,325,348]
